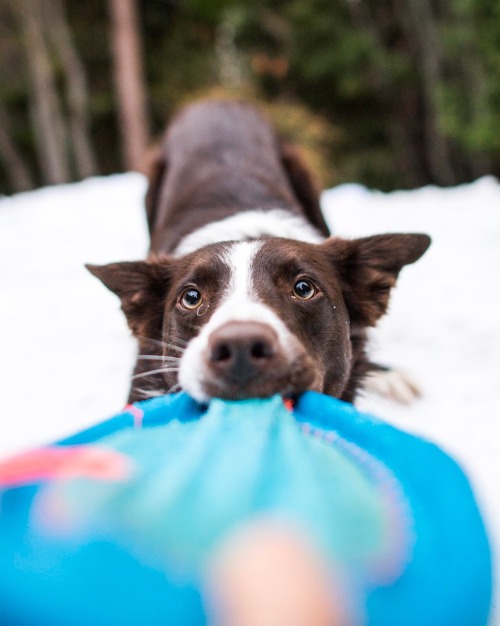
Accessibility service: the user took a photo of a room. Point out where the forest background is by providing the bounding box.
[1,0,500,195]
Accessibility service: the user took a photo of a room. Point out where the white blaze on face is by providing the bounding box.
[178,241,294,401]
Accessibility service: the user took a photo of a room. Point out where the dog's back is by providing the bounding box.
[145,100,330,254]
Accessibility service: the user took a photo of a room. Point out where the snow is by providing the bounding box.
[1,173,499,621]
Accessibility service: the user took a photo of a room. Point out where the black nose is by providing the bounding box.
[208,321,278,384]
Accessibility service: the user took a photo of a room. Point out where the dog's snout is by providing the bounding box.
[180,310,318,401]
[208,321,278,382]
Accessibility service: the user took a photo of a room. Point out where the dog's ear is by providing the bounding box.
[85,259,173,336]
[322,233,431,326]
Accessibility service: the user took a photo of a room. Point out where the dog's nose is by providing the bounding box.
[208,321,278,384]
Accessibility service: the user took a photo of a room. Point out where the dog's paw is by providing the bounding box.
[363,368,422,405]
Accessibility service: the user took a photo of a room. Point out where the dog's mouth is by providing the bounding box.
[199,369,314,402]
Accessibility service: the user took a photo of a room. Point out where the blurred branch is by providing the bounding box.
[344,1,425,186]
[40,0,97,179]
[0,101,34,192]
[215,21,243,89]
[13,0,70,185]
[401,0,457,185]
[108,0,149,172]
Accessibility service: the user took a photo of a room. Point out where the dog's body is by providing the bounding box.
[88,100,430,405]
[144,101,331,256]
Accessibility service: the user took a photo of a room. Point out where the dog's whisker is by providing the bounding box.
[138,336,179,350]
[163,343,186,354]
[136,355,180,362]
[131,367,179,381]
[133,387,166,399]
[137,336,187,355]
[166,382,183,394]
[173,338,189,347]
[137,335,165,347]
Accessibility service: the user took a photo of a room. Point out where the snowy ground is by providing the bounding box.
[1,173,499,620]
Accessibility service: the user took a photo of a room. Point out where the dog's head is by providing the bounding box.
[87,233,430,403]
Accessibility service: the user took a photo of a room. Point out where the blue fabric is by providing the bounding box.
[0,392,492,626]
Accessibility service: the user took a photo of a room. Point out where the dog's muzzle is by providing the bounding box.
[193,320,313,401]
[207,321,278,387]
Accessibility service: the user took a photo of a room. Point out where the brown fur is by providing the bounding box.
[87,100,430,404]
[142,101,326,254]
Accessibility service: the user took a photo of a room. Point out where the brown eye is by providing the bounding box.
[180,288,203,310]
[292,279,316,300]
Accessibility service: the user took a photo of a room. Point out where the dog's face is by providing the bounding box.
[87,233,430,403]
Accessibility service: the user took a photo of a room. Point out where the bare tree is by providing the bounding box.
[41,0,97,179]
[345,1,426,186]
[108,0,149,172]
[449,4,492,179]
[401,0,457,185]
[0,101,34,192]
[13,0,70,185]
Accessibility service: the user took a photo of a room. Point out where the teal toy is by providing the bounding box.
[0,392,492,625]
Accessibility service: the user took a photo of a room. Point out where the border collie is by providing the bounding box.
[87,100,430,405]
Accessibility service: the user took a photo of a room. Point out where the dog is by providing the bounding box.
[87,100,430,405]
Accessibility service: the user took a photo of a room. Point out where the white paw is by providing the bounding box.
[363,369,422,405]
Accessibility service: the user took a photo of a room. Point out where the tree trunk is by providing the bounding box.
[14,0,70,185]
[345,1,426,187]
[0,101,35,192]
[402,0,457,185]
[108,0,149,172]
[451,5,492,179]
[41,0,97,179]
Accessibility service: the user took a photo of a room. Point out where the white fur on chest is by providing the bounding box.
[173,208,324,257]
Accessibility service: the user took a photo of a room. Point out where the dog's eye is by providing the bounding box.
[292,279,316,300]
[180,288,203,310]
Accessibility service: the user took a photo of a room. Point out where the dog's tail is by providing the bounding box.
[144,146,168,237]
[279,142,331,238]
